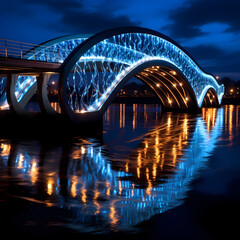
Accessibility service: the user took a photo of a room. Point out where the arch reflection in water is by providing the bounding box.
[0,105,223,232]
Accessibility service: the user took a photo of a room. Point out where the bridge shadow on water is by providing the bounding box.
[0,104,240,240]
[0,110,104,141]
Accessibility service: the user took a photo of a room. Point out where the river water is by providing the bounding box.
[0,104,240,239]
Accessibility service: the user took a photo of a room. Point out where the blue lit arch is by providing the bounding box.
[0,34,91,113]
[58,27,224,122]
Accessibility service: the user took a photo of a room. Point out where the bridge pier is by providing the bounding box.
[6,73,27,115]
[37,72,57,115]
[4,71,59,117]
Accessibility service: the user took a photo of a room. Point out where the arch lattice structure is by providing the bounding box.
[0,27,224,122]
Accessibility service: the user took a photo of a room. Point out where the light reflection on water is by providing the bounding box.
[0,104,238,233]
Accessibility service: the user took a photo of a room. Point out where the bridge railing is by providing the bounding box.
[0,38,71,63]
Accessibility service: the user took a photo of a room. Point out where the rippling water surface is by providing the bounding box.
[0,104,240,239]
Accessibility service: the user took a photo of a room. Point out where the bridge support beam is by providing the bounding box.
[37,73,57,115]
[6,73,38,115]
[6,73,27,115]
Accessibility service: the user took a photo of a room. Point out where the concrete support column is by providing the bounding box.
[37,72,57,115]
[6,73,27,115]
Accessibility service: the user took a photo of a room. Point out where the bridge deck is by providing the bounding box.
[0,57,61,75]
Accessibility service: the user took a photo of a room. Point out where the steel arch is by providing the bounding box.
[58,27,224,122]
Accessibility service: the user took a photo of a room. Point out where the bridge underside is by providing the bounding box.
[69,61,200,110]
[136,66,199,110]
[201,88,219,107]
[0,57,60,75]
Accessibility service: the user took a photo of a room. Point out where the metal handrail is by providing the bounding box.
[0,38,72,63]
[0,38,45,47]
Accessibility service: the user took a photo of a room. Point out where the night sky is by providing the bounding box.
[1,0,240,80]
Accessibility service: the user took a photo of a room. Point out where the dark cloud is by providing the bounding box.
[184,44,240,76]
[164,0,240,39]
[215,50,240,73]
[22,0,139,34]
[22,0,83,12]
[1,0,33,17]
[184,45,226,61]
[59,11,138,33]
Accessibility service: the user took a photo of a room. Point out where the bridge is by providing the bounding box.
[0,27,224,123]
